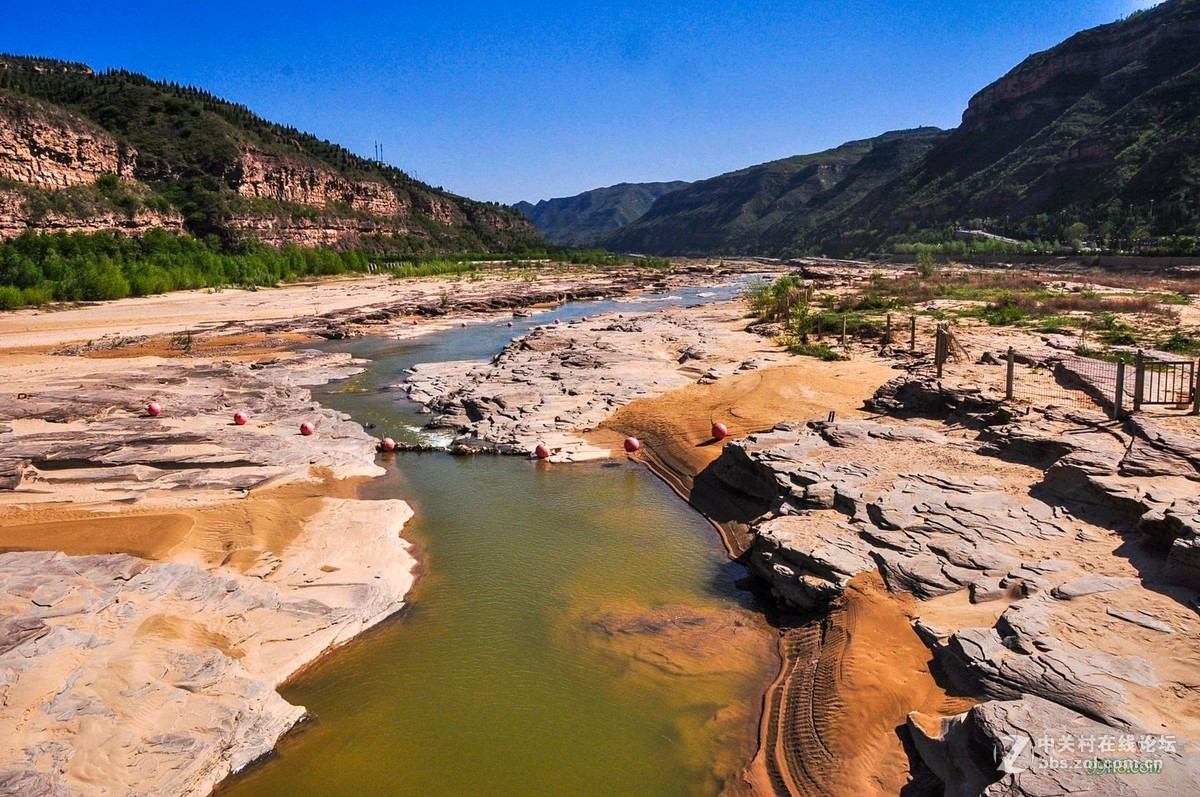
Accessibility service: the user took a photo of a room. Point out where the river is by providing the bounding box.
[220,285,776,796]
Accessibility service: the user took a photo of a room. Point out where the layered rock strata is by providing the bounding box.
[710,383,1200,795]
[0,351,416,796]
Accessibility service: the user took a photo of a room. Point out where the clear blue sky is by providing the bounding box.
[0,1,1162,204]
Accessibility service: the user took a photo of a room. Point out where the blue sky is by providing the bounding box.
[0,1,1164,204]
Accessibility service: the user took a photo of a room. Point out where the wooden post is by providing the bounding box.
[1133,349,1145,413]
[1005,347,1015,401]
[816,316,823,339]
[1192,358,1199,415]
[885,313,893,346]
[909,315,916,352]
[840,316,847,347]
[935,324,946,379]
[1114,360,1126,419]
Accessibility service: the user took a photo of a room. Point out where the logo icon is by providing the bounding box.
[996,734,1029,774]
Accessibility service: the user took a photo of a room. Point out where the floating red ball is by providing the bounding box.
[300,421,315,436]
[534,443,551,459]
[233,411,248,425]
[381,437,396,452]
[711,422,728,440]
[146,402,161,417]
[623,436,640,453]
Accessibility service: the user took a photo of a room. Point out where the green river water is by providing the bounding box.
[221,288,775,796]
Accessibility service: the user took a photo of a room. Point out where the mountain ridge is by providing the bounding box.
[603,0,1200,256]
[515,181,689,247]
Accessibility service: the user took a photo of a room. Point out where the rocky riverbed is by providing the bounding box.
[405,292,1200,795]
[0,349,417,796]
[0,263,778,797]
[404,302,794,460]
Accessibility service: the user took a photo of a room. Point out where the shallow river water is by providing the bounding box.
[221,286,775,796]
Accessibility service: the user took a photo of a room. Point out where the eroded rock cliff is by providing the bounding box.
[0,93,135,190]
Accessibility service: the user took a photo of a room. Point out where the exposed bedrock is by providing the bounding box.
[704,377,1200,795]
[909,695,1197,797]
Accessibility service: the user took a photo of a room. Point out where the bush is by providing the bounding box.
[788,342,848,361]
[0,285,23,309]
[981,296,1026,325]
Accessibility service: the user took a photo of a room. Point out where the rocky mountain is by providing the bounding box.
[835,0,1200,252]
[0,56,541,251]
[514,181,688,247]
[605,129,945,255]
[607,0,1200,256]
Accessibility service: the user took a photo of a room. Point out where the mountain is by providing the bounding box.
[834,0,1200,251]
[515,181,689,247]
[605,129,945,255]
[607,0,1200,256]
[0,55,541,252]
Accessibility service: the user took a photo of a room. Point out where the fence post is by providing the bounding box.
[935,324,946,379]
[885,313,893,346]
[840,316,847,347]
[1005,347,1015,401]
[910,315,916,352]
[1114,360,1126,419]
[1133,349,1145,413]
[1192,358,1200,416]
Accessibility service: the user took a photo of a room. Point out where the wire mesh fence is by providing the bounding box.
[931,325,1199,418]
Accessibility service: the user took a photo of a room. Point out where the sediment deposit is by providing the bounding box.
[0,348,416,796]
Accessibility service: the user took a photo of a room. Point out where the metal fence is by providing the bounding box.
[931,325,1199,418]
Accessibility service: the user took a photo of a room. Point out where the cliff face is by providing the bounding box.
[230,149,408,218]
[0,94,135,190]
[0,188,184,239]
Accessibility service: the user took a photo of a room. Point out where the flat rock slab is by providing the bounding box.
[1052,576,1139,600]
[1106,608,1174,634]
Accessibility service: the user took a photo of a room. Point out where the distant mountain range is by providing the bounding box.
[0,55,540,252]
[605,129,945,255]
[524,0,1200,256]
[514,182,689,247]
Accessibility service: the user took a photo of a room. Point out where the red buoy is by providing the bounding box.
[554,319,560,325]
[300,421,315,436]
[534,443,551,459]
[381,437,396,452]
[507,321,514,327]
[623,436,640,453]
[581,315,588,321]
[233,411,248,426]
[711,422,728,440]
[461,322,467,328]
[412,319,418,325]
[146,402,161,417]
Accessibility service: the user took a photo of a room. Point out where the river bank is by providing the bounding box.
[402,270,1199,795]
[5,257,1194,796]
[0,262,777,795]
